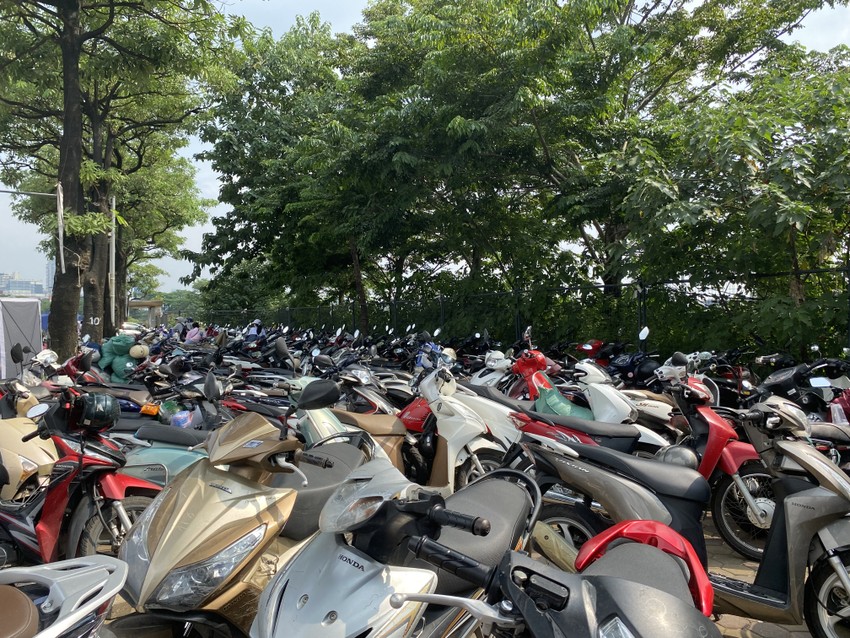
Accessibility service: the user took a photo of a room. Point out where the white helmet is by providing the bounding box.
[129,344,149,359]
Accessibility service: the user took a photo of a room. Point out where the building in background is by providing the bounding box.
[45,261,55,294]
[0,272,47,298]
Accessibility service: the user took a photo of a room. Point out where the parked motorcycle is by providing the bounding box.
[114,379,376,637]
[389,519,720,637]
[0,393,160,564]
[708,396,850,638]
[249,459,540,638]
[0,554,127,638]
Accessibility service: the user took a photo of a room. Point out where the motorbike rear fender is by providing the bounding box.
[716,441,761,476]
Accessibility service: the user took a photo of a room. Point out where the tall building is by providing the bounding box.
[0,272,48,298]
[45,261,55,293]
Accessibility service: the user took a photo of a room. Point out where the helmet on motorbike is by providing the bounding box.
[512,349,547,377]
[440,348,457,365]
[129,344,149,359]
[73,393,119,433]
[654,445,699,470]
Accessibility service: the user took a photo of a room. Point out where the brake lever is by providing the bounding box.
[389,593,519,631]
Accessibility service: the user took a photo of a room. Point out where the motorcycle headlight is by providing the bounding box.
[598,616,636,638]
[119,487,171,604]
[152,524,266,611]
[318,480,385,533]
[351,369,372,386]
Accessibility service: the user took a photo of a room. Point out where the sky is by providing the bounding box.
[1,0,849,291]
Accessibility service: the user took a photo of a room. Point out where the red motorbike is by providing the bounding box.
[659,354,768,561]
[0,389,160,565]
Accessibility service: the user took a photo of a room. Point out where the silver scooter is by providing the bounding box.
[707,395,850,638]
[250,459,540,638]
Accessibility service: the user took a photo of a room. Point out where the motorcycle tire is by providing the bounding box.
[77,495,153,557]
[454,450,505,489]
[710,462,773,561]
[805,551,850,638]
[535,503,607,549]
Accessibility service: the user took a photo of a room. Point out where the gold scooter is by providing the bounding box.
[111,378,373,637]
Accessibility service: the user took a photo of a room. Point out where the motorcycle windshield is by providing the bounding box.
[257,532,436,638]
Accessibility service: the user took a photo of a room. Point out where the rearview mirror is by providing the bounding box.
[353,329,360,339]
[10,343,23,364]
[433,328,441,337]
[204,370,221,402]
[275,337,290,359]
[638,326,650,341]
[26,403,50,420]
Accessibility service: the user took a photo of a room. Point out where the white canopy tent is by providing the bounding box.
[0,297,42,378]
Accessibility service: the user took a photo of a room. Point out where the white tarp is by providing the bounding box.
[0,297,42,378]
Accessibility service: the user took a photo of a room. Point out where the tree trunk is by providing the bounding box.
[48,0,86,359]
[83,230,109,342]
[104,232,128,337]
[349,237,369,334]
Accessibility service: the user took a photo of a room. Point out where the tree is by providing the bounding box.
[0,0,235,356]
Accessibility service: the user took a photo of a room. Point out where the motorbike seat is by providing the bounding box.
[331,409,406,436]
[569,442,710,503]
[110,415,157,432]
[409,476,532,596]
[458,382,535,411]
[810,421,850,444]
[134,423,209,447]
[273,442,368,541]
[623,389,677,407]
[0,584,39,638]
[22,385,52,401]
[529,411,640,440]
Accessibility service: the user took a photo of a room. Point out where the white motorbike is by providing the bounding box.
[1,555,127,638]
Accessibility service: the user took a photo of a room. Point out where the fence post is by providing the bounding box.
[637,279,648,351]
[844,260,850,348]
[513,289,521,342]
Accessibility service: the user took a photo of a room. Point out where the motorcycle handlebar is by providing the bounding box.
[428,505,491,536]
[741,409,763,423]
[408,536,493,590]
[21,429,40,443]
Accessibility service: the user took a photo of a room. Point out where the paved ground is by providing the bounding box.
[707,516,811,638]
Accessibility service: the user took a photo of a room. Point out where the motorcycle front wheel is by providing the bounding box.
[77,495,153,557]
[535,503,607,549]
[710,463,773,561]
[805,552,850,638]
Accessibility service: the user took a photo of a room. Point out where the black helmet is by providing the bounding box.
[75,394,119,432]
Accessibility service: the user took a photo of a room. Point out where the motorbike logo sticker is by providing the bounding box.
[337,553,365,571]
[208,483,233,494]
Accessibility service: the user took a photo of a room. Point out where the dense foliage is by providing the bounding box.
[189,0,850,355]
